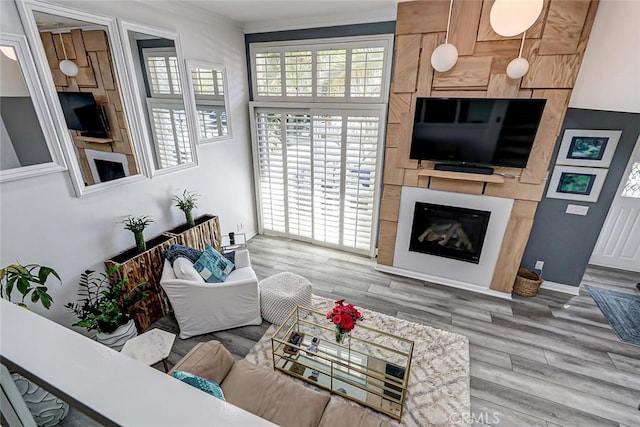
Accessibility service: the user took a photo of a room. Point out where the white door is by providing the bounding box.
[590,135,640,271]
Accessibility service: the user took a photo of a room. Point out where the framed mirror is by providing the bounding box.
[185,60,232,144]
[119,21,198,176]
[0,33,66,182]
[16,0,147,197]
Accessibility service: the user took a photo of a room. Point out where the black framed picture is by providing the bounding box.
[557,129,621,167]
[547,166,608,202]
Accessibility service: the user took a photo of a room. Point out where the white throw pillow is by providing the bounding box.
[173,257,205,283]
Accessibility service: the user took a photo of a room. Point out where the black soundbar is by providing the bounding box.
[434,163,495,175]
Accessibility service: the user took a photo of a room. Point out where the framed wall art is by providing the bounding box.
[556,129,622,168]
[546,166,609,203]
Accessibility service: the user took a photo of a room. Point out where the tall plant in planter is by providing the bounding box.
[173,190,199,228]
[122,215,153,253]
[1,263,69,426]
[65,266,149,351]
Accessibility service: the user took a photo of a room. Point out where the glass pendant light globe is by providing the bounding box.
[490,0,544,37]
[59,59,78,77]
[0,46,17,61]
[431,43,458,73]
[506,57,530,79]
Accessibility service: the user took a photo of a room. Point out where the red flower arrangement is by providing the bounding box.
[326,299,362,343]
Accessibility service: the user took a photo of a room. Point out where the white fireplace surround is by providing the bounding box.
[85,149,130,184]
[377,186,514,299]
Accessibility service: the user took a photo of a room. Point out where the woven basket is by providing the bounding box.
[513,268,543,297]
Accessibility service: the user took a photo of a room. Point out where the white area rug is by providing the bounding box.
[245,295,470,427]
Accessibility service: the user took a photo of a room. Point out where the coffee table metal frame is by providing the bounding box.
[271,305,414,420]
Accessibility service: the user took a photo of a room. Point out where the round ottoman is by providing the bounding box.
[259,272,312,325]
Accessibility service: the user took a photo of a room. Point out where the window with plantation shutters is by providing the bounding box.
[253,107,384,254]
[147,99,192,168]
[250,35,392,255]
[250,35,392,103]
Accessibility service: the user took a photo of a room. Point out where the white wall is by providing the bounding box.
[0,1,257,330]
[570,0,640,113]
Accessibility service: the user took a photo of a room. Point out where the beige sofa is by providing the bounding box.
[171,341,393,427]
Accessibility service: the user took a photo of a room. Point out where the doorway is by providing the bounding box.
[590,135,640,272]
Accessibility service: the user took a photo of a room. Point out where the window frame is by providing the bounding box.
[185,59,232,144]
[249,101,386,257]
[249,35,394,104]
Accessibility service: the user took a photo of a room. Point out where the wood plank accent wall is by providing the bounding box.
[41,29,138,184]
[379,0,599,293]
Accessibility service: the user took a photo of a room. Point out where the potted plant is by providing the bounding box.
[65,265,149,351]
[0,263,61,309]
[122,215,153,253]
[1,263,69,425]
[173,190,199,228]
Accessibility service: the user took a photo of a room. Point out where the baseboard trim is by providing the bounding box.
[540,280,580,295]
[375,264,512,300]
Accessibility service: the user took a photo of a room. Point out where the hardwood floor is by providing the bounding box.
[152,235,640,427]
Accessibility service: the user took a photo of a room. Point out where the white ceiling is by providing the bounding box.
[187,0,401,33]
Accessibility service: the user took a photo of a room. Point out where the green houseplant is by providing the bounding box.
[0,263,60,309]
[122,215,153,253]
[173,190,199,228]
[65,266,149,350]
[1,263,69,425]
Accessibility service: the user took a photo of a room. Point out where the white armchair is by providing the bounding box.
[160,249,262,339]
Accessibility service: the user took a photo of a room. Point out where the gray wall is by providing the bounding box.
[0,96,51,166]
[244,21,396,100]
[522,108,640,286]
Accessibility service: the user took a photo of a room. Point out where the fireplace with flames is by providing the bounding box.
[409,202,491,264]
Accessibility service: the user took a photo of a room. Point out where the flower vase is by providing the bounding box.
[185,210,195,228]
[335,327,349,344]
[96,319,138,351]
[134,231,146,253]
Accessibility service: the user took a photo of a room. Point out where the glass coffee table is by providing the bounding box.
[271,306,414,420]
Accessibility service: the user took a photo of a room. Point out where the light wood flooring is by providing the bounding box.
[151,235,639,427]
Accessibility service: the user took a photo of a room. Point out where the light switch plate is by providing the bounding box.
[566,204,589,215]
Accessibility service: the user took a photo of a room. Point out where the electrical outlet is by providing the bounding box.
[535,261,544,270]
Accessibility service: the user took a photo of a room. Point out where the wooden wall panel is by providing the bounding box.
[388,93,412,124]
[383,148,405,185]
[429,178,484,195]
[521,89,571,184]
[393,35,422,93]
[539,0,591,55]
[396,112,419,169]
[522,54,582,89]
[377,221,399,266]
[449,0,483,55]
[380,185,402,222]
[474,40,521,74]
[486,74,520,97]
[52,33,76,60]
[416,33,442,97]
[386,123,400,148]
[489,201,538,293]
[433,56,492,88]
[396,0,449,35]
[82,30,108,51]
[379,0,598,294]
[71,30,88,67]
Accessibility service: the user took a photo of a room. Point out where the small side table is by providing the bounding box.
[121,328,176,372]
[221,232,247,253]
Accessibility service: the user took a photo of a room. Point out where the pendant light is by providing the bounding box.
[506,32,530,79]
[431,0,458,73]
[490,0,544,37]
[58,33,78,77]
[0,46,17,61]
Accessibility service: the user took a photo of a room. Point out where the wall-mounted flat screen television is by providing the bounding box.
[57,91,109,138]
[410,98,546,168]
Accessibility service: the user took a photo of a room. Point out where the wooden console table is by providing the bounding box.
[105,215,222,331]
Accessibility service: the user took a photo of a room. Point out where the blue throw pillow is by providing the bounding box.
[172,370,225,401]
[165,244,203,265]
[193,245,235,283]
